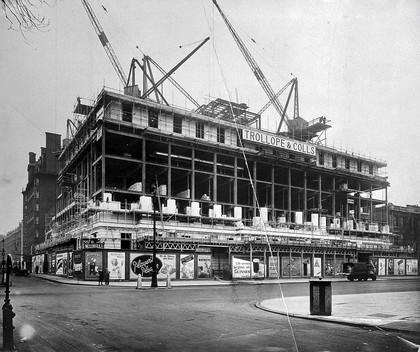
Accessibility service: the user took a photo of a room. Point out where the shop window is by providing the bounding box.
[196,121,204,139]
[148,109,159,128]
[217,127,225,143]
[173,115,182,134]
[121,233,132,250]
[122,103,132,122]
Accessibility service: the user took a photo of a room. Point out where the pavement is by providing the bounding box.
[30,274,420,336]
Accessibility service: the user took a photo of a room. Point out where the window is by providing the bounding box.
[148,109,159,128]
[122,103,132,122]
[35,203,39,212]
[357,160,362,172]
[173,115,182,134]
[332,155,337,168]
[217,126,225,143]
[289,153,295,160]
[196,121,204,139]
[121,233,132,250]
[369,164,374,175]
[345,157,350,170]
[318,152,324,165]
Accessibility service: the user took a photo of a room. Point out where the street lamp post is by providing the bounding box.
[151,183,158,288]
[1,239,5,286]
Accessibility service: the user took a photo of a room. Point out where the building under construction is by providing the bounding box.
[33,1,417,280]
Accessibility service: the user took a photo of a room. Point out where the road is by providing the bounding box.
[1,276,419,352]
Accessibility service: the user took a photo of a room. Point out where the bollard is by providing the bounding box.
[166,274,172,289]
[136,274,142,289]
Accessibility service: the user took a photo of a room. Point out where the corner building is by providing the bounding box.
[36,88,417,281]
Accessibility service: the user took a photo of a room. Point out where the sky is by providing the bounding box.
[0,0,419,235]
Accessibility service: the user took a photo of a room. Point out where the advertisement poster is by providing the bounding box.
[51,252,56,274]
[197,255,211,279]
[406,259,418,275]
[394,259,405,276]
[334,258,343,277]
[108,252,125,280]
[232,256,265,279]
[282,257,301,277]
[180,254,195,279]
[325,259,334,276]
[387,258,394,275]
[56,252,67,276]
[130,253,162,278]
[378,258,386,276]
[370,258,378,274]
[68,252,73,276]
[85,252,102,279]
[73,251,83,272]
[268,256,279,278]
[313,257,322,277]
[157,253,177,279]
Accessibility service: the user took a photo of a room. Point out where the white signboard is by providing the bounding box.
[242,128,316,156]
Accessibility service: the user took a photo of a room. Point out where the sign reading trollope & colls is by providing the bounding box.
[131,255,162,277]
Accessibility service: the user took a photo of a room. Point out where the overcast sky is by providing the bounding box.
[0,0,419,234]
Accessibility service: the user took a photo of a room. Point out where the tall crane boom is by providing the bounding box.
[81,0,128,86]
[212,0,291,133]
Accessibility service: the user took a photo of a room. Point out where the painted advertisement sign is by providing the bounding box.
[108,252,125,280]
[232,256,265,279]
[180,254,195,279]
[242,128,316,156]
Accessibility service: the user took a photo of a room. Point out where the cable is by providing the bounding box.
[210,23,300,352]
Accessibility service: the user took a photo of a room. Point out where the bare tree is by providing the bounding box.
[1,0,55,36]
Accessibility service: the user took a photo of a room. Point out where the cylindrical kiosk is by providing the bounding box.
[309,280,332,316]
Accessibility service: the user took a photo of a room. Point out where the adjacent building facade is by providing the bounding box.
[32,87,417,281]
[22,132,61,269]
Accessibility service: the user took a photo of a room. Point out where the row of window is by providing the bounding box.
[318,152,374,174]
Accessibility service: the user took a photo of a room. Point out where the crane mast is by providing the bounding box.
[81,0,128,87]
[212,0,291,133]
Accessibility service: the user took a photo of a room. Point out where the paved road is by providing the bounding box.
[1,276,419,352]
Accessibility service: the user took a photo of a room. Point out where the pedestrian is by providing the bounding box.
[98,269,104,285]
[105,268,110,285]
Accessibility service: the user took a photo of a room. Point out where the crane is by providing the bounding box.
[81,0,128,87]
[212,0,294,134]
